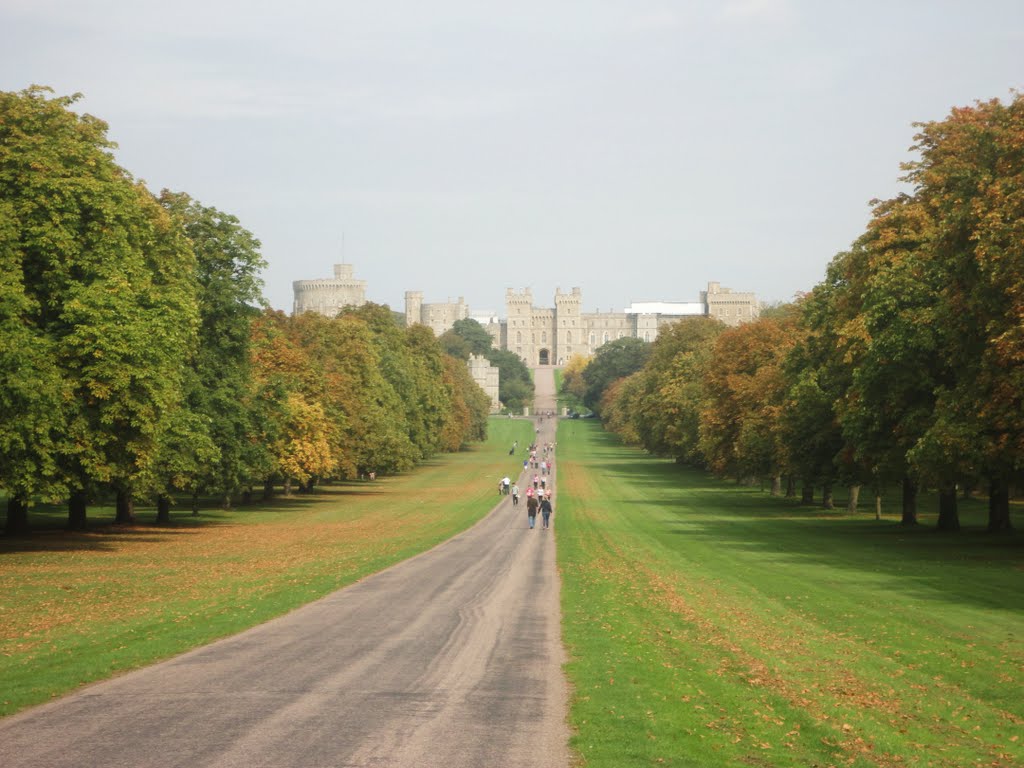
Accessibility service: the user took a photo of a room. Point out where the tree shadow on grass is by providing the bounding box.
[572,425,1024,613]
[0,481,389,554]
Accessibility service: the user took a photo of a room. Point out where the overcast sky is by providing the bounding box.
[3,1,1022,315]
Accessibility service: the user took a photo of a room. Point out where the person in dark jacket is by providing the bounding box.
[540,495,553,529]
[526,490,539,529]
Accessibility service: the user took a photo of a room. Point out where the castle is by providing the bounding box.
[294,265,759,368]
[406,282,758,367]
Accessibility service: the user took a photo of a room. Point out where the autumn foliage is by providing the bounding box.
[591,93,1024,531]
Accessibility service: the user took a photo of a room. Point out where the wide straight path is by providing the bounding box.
[0,370,568,768]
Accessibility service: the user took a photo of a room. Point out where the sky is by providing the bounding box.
[2,1,1022,315]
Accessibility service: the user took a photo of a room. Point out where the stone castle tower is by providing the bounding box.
[505,288,534,362]
[554,287,583,364]
[292,264,367,316]
[404,291,423,328]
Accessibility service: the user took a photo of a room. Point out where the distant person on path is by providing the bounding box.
[502,476,511,495]
[540,495,553,529]
[511,484,520,506]
[526,490,539,529]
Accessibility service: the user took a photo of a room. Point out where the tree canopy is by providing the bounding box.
[0,87,492,534]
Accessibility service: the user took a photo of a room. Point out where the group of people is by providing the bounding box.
[504,435,556,530]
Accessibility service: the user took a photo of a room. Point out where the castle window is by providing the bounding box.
[541,332,547,344]
[566,331,572,344]
[644,331,650,342]
[516,331,522,344]
[589,333,595,346]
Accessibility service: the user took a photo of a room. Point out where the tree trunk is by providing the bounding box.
[987,477,1013,533]
[191,490,200,516]
[263,478,275,501]
[156,495,171,525]
[242,487,253,505]
[800,479,814,505]
[5,495,29,536]
[68,491,88,531]
[115,488,136,524]
[770,475,782,497]
[284,477,293,496]
[900,476,919,526]
[221,494,232,510]
[937,484,960,531]
[847,485,860,514]
[785,476,796,498]
[821,482,834,510]
[874,492,882,521]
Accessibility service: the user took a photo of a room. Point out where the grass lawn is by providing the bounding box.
[556,420,1023,768]
[0,418,533,717]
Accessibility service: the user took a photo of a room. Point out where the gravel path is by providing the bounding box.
[0,368,570,768]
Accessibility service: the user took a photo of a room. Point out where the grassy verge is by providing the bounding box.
[556,420,1023,768]
[0,418,533,717]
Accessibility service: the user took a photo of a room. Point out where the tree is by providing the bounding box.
[782,287,862,505]
[629,318,723,464]
[0,87,198,528]
[698,315,800,483]
[0,198,66,533]
[582,337,651,414]
[600,374,645,445]
[448,318,495,356]
[157,191,266,511]
[899,95,1024,532]
[438,355,491,451]
[835,198,941,526]
[560,353,591,407]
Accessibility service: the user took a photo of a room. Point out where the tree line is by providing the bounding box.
[568,93,1023,533]
[1,86,491,534]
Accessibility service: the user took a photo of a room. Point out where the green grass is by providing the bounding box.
[556,420,1024,768]
[0,418,533,716]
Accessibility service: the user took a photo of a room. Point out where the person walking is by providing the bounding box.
[526,490,539,529]
[511,484,520,506]
[540,494,553,529]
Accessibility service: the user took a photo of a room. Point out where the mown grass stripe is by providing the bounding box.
[556,420,1023,768]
